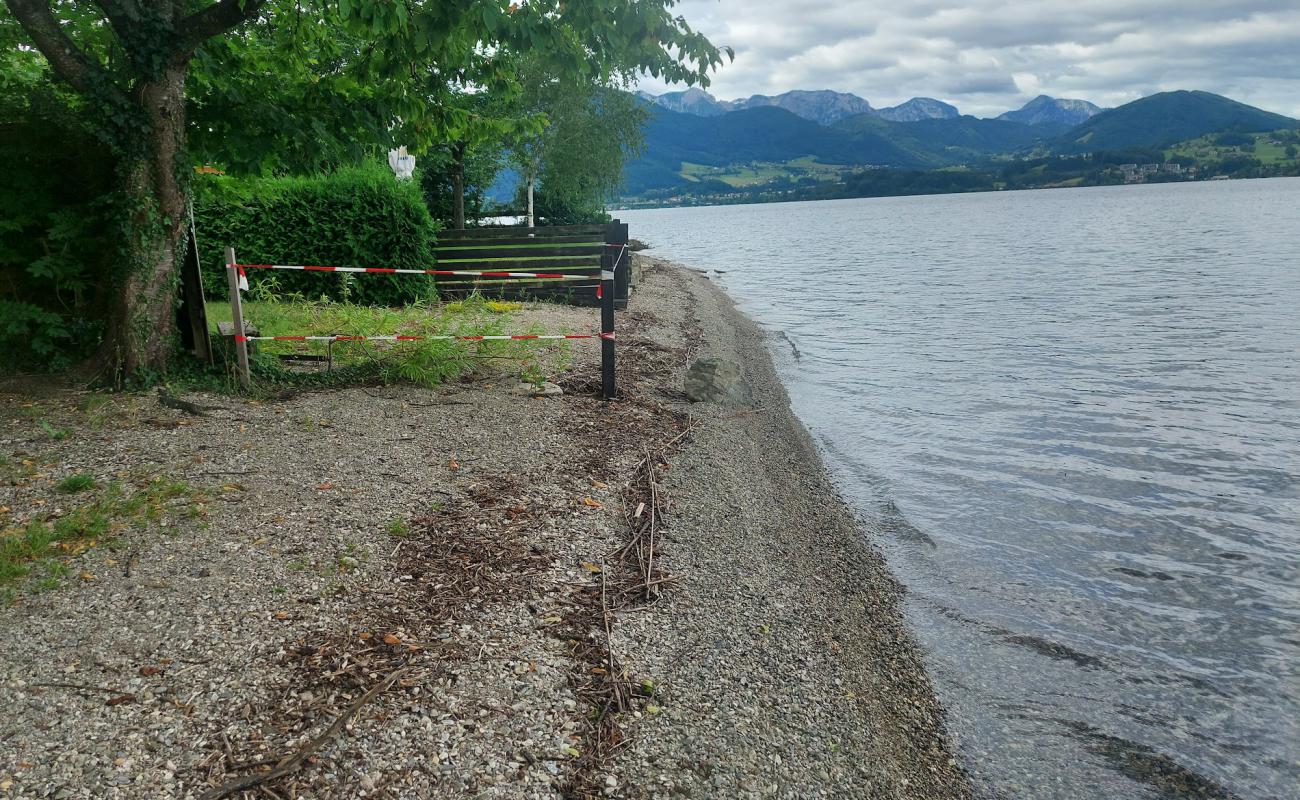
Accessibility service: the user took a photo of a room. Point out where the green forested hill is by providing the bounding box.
[624,105,928,194]
[834,113,1062,161]
[1051,91,1299,152]
[625,105,1055,194]
[621,89,1300,199]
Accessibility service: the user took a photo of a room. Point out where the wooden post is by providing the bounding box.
[605,219,631,308]
[600,254,616,401]
[179,199,213,364]
[225,247,251,389]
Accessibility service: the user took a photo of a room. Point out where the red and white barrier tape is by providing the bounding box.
[234,333,614,343]
[234,263,589,280]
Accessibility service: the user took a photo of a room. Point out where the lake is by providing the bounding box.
[621,179,1300,799]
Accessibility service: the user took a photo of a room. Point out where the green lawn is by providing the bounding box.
[1166,130,1300,167]
[679,157,855,187]
[205,296,566,387]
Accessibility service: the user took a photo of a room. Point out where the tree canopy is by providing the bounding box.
[1,0,727,378]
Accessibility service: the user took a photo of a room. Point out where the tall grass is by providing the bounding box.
[207,292,569,389]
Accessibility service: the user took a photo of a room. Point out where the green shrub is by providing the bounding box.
[194,162,440,307]
[0,82,117,373]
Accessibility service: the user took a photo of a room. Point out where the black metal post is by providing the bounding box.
[601,256,616,400]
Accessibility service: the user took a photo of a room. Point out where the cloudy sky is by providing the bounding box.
[637,0,1300,118]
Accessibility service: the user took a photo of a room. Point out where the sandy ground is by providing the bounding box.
[0,256,969,799]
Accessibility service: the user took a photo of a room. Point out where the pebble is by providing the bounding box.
[0,258,968,799]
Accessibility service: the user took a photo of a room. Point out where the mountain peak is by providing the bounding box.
[998,95,1103,126]
[1051,89,1298,152]
[648,87,728,116]
[875,97,960,122]
[641,88,874,126]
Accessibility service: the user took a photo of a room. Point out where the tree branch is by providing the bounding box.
[4,0,119,99]
[90,0,141,43]
[176,0,266,53]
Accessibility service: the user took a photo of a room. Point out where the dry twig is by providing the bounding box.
[199,667,409,800]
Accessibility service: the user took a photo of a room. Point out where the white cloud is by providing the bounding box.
[641,0,1300,117]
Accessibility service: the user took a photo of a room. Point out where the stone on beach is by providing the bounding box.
[684,357,753,406]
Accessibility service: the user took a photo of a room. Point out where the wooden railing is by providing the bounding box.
[432,220,631,309]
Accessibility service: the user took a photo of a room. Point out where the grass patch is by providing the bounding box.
[205,292,570,391]
[37,420,71,440]
[55,473,96,494]
[680,157,855,187]
[1165,130,1300,167]
[0,477,205,601]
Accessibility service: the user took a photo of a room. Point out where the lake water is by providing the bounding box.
[621,179,1300,800]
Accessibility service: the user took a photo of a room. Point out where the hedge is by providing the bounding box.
[0,101,117,373]
[195,163,440,307]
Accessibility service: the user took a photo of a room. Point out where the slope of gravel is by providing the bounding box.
[605,256,969,800]
[0,256,968,799]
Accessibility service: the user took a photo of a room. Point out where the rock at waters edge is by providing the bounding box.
[684,358,753,406]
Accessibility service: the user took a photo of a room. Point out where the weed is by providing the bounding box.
[37,420,71,440]
[0,476,202,599]
[79,394,111,414]
[55,473,96,494]
[385,519,410,538]
[78,393,118,429]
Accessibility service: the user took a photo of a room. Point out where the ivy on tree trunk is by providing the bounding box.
[107,65,191,381]
[4,0,266,383]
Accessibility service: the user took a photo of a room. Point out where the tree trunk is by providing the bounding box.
[451,142,466,230]
[99,64,191,384]
[526,171,535,228]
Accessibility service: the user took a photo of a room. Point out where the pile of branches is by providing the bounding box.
[197,483,556,798]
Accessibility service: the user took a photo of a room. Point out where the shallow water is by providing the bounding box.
[621,179,1300,799]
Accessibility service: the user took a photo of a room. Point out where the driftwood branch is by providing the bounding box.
[199,666,408,800]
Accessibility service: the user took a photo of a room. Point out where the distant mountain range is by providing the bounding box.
[624,89,1299,197]
[637,88,1102,126]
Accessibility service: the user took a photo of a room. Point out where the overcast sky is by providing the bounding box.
[637,0,1300,118]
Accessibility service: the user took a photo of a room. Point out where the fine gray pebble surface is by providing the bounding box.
[0,256,968,799]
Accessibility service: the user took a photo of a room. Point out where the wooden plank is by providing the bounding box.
[444,224,607,238]
[434,242,604,254]
[178,222,213,364]
[425,257,601,270]
[431,254,601,264]
[434,245,606,259]
[435,235,603,247]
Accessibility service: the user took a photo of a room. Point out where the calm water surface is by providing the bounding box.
[622,180,1300,799]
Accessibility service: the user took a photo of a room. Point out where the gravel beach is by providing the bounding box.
[0,256,969,799]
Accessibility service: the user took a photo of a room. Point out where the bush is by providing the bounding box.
[194,163,441,306]
[0,83,117,373]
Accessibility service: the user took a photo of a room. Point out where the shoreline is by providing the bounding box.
[614,171,1300,212]
[0,256,967,798]
[608,255,969,798]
